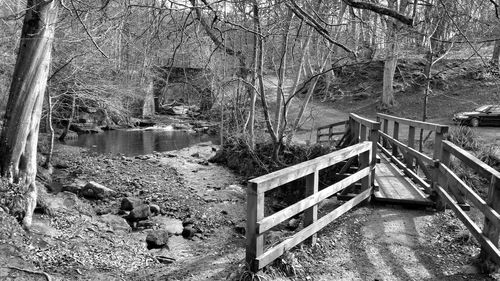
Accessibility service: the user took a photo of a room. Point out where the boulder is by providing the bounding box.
[120,197,143,211]
[146,230,170,249]
[164,106,188,115]
[125,204,151,222]
[99,214,131,233]
[62,179,86,195]
[81,181,116,199]
[149,204,161,214]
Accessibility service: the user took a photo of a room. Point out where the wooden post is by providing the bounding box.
[360,125,367,141]
[392,121,399,157]
[328,125,333,143]
[407,126,416,170]
[382,118,389,148]
[432,161,446,211]
[304,171,319,245]
[369,124,380,188]
[480,176,500,265]
[246,182,264,272]
[433,126,448,160]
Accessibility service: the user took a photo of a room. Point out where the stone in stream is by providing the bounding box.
[146,230,170,249]
[124,204,151,222]
[99,214,131,233]
[120,197,143,211]
[80,181,116,199]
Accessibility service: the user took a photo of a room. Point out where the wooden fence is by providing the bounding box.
[246,141,375,272]
[316,120,348,145]
[435,140,500,264]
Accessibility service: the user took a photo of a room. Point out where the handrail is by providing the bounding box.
[246,141,375,272]
[436,139,500,266]
[376,113,448,133]
[316,120,348,144]
[350,113,380,130]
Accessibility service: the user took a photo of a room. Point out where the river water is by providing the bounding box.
[66,129,219,156]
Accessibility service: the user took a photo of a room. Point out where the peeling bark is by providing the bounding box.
[0,0,59,228]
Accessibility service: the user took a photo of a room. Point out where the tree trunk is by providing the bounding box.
[381,0,398,108]
[492,39,500,67]
[59,94,76,142]
[0,0,59,228]
[43,89,54,169]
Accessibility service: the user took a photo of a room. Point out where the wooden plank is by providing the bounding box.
[378,144,432,194]
[304,171,319,245]
[317,120,348,131]
[379,131,433,165]
[317,132,345,138]
[377,113,448,133]
[392,121,400,157]
[442,141,500,179]
[375,155,431,203]
[433,127,448,160]
[482,176,500,260]
[249,142,372,193]
[436,185,500,265]
[350,113,380,130]
[439,164,500,230]
[257,167,371,234]
[246,186,264,272]
[360,124,367,141]
[255,188,372,270]
[407,126,416,170]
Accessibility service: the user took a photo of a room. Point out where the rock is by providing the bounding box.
[62,179,86,195]
[136,220,155,229]
[149,204,161,214]
[121,197,143,211]
[95,207,112,215]
[287,218,300,230]
[99,214,131,233]
[234,223,246,235]
[182,219,195,227]
[151,217,183,235]
[182,226,195,239]
[125,204,151,222]
[191,152,200,158]
[146,230,170,249]
[172,123,191,130]
[164,106,188,115]
[81,181,116,199]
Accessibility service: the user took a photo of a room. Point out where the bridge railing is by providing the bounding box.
[246,141,374,272]
[316,120,348,145]
[376,113,449,194]
[435,140,500,265]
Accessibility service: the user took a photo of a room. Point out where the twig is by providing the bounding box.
[70,0,108,58]
[5,266,52,281]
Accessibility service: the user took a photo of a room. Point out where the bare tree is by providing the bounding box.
[0,0,59,228]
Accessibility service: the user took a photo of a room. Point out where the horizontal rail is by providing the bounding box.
[317,120,348,131]
[377,144,432,193]
[350,113,380,130]
[442,141,500,179]
[249,142,372,193]
[255,188,371,270]
[439,163,500,229]
[257,167,371,234]
[377,113,448,133]
[436,185,500,265]
[378,131,433,165]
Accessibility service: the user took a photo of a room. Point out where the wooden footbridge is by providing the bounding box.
[246,113,500,273]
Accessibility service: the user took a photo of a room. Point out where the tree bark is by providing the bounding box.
[492,39,500,67]
[59,94,76,142]
[0,0,59,228]
[381,0,398,108]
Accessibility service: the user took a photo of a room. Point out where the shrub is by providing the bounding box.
[445,126,480,151]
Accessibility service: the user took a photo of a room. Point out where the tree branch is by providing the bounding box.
[342,0,414,26]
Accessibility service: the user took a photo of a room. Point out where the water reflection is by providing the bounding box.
[66,129,218,156]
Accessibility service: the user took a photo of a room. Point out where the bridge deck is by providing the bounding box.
[374,154,433,206]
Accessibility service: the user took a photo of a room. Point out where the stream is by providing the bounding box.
[66,129,219,156]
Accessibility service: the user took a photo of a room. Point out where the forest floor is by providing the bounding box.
[1,57,500,280]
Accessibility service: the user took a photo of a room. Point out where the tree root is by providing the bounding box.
[4,266,52,281]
